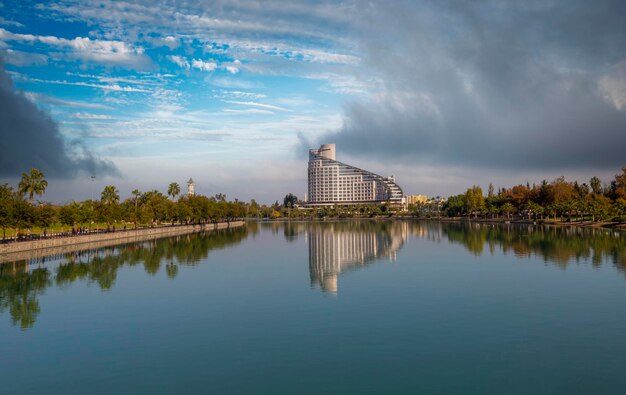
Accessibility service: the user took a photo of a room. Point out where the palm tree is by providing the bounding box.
[18,168,48,203]
[132,189,141,207]
[131,189,142,229]
[101,185,120,205]
[167,182,180,201]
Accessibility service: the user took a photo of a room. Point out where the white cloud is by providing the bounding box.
[213,89,267,100]
[1,48,48,66]
[599,62,626,111]
[225,100,290,112]
[24,76,151,93]
[297,48,360,65]
[225,65,239,74]
[223,108,274,115]
[306,72,378,95]
[226,39,360,65]
[162,35,179,49]
[72,112,113,119]
[208,76,262,89]
[66,72,166,86]
[223,59,241,74]
[0,16,23,27]
[169,56,217,72]
[24,92,113,110]
[0,28,149,68]
[168,55,190,69]
[191,58,217,72]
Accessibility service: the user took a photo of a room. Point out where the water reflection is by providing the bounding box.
[1,221,625,329]
[418,222,626,269]
[306,221,409,293]
[296,220,625,292]
[0,227,250,329]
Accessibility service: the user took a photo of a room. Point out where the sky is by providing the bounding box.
[1,0,625,204]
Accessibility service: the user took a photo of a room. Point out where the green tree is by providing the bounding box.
[59,203,78,231]
[99,185,120,226]
[167,182,181,200]
[537,180,552,207]
[132,189,141,205]
[76,200,95,229]
[129,189,142,228]
[11,194,35,237]
[523,201,543,221]
[140,190,170,224]
[0,184,14,239]
[101,185,120,205]
[465,186,485,218]
[501,203,515,220]
[587,193,612,222]
[590,176,603,195]
[36,204,55,229]
[550,176,575,221]
[443,194,466,217]
[487,182,495,198]
[18,168,48,203]
[283,193,298,208]
[248,199,260,217]
[614,168,626,200]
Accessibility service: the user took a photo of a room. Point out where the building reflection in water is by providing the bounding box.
[306,221,409,293]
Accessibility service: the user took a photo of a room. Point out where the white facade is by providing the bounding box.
[307,144,403,205]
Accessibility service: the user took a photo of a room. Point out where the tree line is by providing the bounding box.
[438,168,626,222]
[0,168,252,239]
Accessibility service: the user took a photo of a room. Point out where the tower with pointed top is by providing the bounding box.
[187,178,195,197]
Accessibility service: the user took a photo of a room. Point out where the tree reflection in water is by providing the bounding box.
[428,222,626,269]
[0,263,48,329]
[0,227,250,329]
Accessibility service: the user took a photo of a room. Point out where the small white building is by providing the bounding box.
[187,178,195,197]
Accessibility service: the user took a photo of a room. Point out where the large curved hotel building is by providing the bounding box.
[307,144,403,206]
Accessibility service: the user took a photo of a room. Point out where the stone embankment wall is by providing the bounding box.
[0,221,245,263]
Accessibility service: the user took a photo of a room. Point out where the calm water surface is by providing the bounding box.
[1,221,626,394]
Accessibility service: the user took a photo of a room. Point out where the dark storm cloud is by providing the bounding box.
[0,59,118,178]
[317,0,626,170]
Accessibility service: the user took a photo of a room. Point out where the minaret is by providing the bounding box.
[187,178,195,197]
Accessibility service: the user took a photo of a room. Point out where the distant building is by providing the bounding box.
[406,194,428,205]
[187,178,195,197]
[307,144,403,206]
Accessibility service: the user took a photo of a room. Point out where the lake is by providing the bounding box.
[1,220,626,394]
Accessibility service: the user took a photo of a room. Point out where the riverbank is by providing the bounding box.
[419,216,626,229]
[256,216,626,230]
[0,221,245,263]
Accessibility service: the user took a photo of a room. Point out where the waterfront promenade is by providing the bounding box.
[0,221,245,264]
